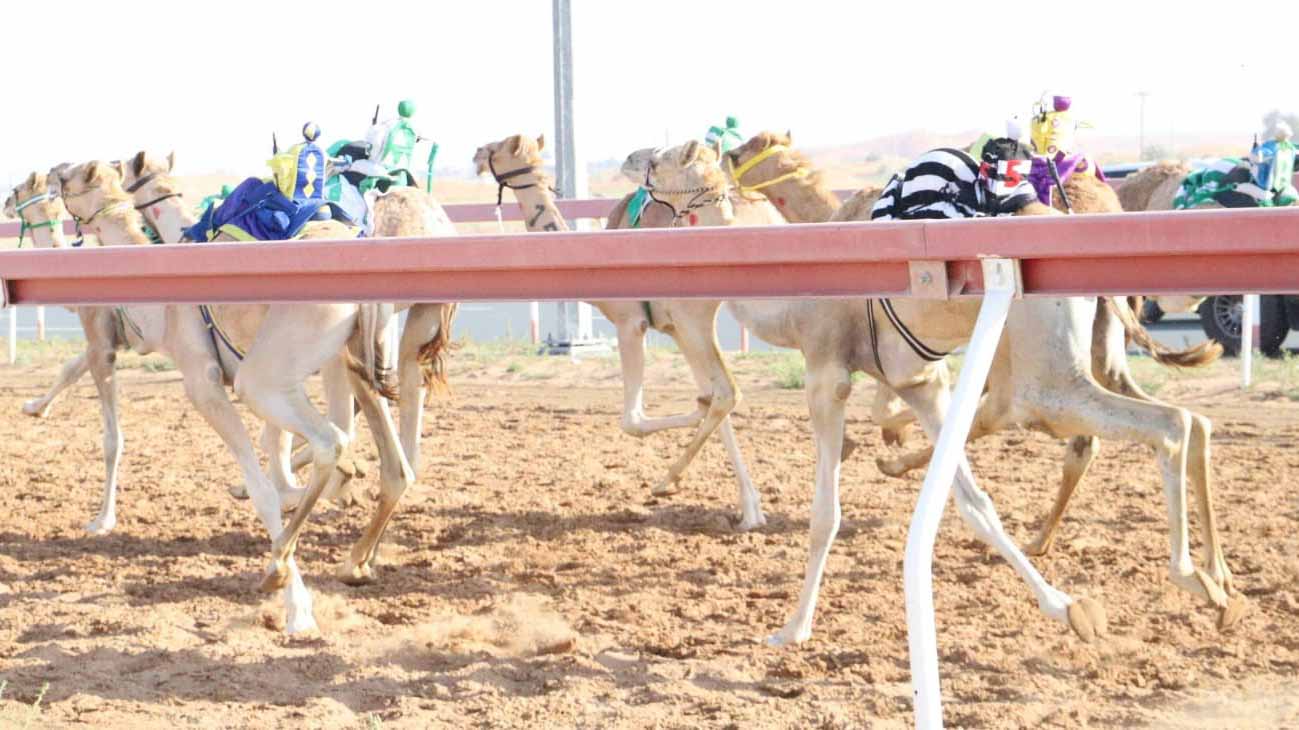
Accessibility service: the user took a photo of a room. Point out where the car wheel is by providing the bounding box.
[1198,295,1288,357]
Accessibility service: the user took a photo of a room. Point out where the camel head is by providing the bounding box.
[5,172,69,247]
[723,130,807,193]
[50,160,132,224]
[640,140,731,223]
[473,134,546,178]
[620,147,659,185]
[644,140,727,193]
[119,150,181,208]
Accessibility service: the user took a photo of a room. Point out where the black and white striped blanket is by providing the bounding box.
[870,147,1038,221]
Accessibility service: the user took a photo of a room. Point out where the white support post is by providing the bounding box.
[904,258,1018,730]
[7,306,16,365]
[35,306,46,342]
[1241,294,1258,389]
[529,301,541,344]
[739,326,750,354]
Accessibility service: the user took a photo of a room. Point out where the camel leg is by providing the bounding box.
[337,366,415,585]
[23,351,89,418]
[718,415,765,531]
[1186,411,1241,626]
[871,384,915,446]
[80,312,122,537]
[289,357,358,475]
[613,313,705,437]
[260,423,302,507]
[1015,380,1237,625]
[318,355,362,505]
[650,303,739,496]
[897,375,1104,641]
[396,303,453,471]
[232,306,355,607]
[767,360,850,647]
[876,394,993,478]
[1026,436,1099,557]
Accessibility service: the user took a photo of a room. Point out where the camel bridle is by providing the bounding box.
[642,163,728,226]
[726,143,809,197]
[487,152,554,206]
[124,171,183,241]
[10,190,59,247]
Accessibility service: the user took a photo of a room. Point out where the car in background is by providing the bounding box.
[1111,162,1299,357]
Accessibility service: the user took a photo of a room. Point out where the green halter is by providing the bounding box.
[13,192,58,248]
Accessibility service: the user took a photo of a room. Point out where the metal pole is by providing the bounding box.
[1137,91,1151,159]
[7,306,16,365]
[740,326,750,353]
[904,258,1018,729]
[529,301,540,345]
[551,0,593,351]
[1241,294,1258,388]
[35,306,45,341]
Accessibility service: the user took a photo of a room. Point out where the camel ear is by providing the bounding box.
[25,171,38,191]
[167,150,175,172]
[85,161,103,184]
[507,134,525,156]
[535,134,545,152]
[708,136,722,160]
[679,140,701,166]
[132,150,147,178]
[784,129,793,145]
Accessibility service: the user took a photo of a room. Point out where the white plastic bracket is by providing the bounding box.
[904,256,1018,730]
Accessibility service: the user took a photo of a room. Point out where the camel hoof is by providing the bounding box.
[1217,594,1248,631]
[259,562,290,593]
[651,478,680,497]
[765,626,811,648]
[337,561,375,586]
[736,512,768,532]
[85,516,116,536]
[1024,537,1053,558]
[1067,597,1108,643]
[874,456,907,479]
[21,401,49,418]
[227,483,249,500]
[285,610,319,635]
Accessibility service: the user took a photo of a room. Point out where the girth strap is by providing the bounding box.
[199,305,245,362]
[879,298,948,362]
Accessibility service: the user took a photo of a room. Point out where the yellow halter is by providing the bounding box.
[727,144,809,195]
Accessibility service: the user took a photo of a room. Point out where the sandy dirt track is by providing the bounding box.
[0,346,1297,728]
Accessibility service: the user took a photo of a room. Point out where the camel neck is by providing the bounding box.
[88,208,153,246]
[26,218,69,248]
[760,175,840,223]
[512,184,569,233]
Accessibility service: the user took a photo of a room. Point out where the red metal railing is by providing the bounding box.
[1,192,864,237]
[2,207,1297,307]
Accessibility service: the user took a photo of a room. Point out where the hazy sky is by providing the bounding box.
[2,0,1294,185]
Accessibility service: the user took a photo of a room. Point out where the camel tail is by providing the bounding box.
[347,303,400,401]
[1109,296,1222,368]
[416,303,458,394]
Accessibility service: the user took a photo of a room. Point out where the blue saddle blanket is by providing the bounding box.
[184,177,353,242]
